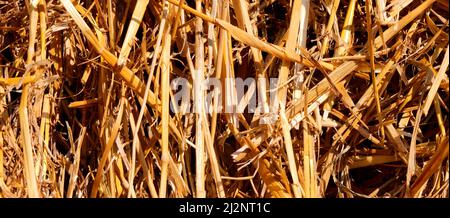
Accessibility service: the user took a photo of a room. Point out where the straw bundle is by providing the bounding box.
[0,0,448,198]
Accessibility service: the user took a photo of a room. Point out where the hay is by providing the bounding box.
[0,0,448,198]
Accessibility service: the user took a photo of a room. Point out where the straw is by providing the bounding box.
[0,0,447,199]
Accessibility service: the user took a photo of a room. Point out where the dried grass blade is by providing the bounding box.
[410,136,449,196]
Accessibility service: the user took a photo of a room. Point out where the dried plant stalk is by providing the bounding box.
[117,0,150,66]
[159,28,171,198]
[19,1,40,198]
[0,0,447,199]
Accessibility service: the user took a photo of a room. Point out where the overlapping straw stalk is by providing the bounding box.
[0,0,448,198]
